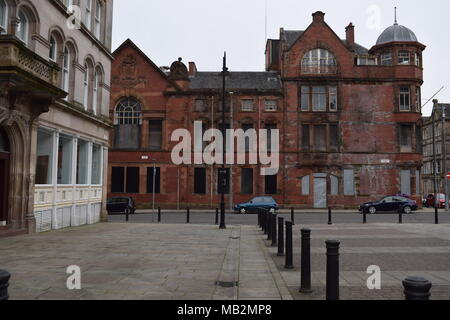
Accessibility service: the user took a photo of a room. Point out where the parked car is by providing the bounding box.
[234,197,279,214]
[359,196,418,214]
[107,197,136,215]
[424,194,449,208]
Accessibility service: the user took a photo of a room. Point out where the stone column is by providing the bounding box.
[100,145,109,222]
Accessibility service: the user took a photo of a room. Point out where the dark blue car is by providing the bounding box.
[234,197,279,214]
[359,196,418,214]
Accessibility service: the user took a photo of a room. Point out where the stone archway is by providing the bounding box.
[0,127,10,225]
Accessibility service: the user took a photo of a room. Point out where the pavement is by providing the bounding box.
[0,220,449,300]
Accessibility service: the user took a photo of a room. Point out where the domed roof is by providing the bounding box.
[376,23,418,45]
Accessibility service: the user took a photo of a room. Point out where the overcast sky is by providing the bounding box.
[112,0,450,116]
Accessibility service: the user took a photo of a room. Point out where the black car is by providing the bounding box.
[359,196,418,214]
[107,197,136,215]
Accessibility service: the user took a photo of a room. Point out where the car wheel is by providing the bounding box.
[368,206,376,214]
[240,208,247,215]
[403,206,412,214]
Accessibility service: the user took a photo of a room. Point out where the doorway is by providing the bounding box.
[0,128,10,225]
[314,177,327,209]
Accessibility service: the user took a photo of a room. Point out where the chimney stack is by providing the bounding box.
[345,23,355,49]
[188,62,197,76]
[312,11,325,23]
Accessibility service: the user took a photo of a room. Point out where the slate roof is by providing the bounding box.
[376,24,418,45]
[189,72,282,91]
[281,29,369,55]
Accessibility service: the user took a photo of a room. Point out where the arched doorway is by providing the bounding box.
[0,127,10,226]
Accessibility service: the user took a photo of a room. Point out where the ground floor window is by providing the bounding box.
[36,130,54,185]
[343,169,355,196]
[111,167,125,193]
[58,135,73,185]
[401,170,411,195]
[77,139,89,185]
[265,174,277,195]
[126,167,140,193]
[194,168,206,194]
[91,144,102,185]
[147,167,161,194]
[241,168,253,194]
[301,175,310,195]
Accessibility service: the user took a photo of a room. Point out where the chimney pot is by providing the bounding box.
[188,62,197,76]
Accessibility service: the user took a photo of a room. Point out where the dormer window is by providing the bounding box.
[301,49,337,74]
[398,51,410,65]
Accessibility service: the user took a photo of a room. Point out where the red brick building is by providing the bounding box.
[108,11,425,209]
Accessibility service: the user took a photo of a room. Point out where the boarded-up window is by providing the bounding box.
[330,175,339,195]
[149,120,163,151]
[400,125,412,152]
[416,126,423,153]
[266,124,277,152]
[314,125,327,152]
[147,167,161,194]
[302,125,310,151]
[241,168,253,194]
[401,170,411,195]
[126,167,140,193]
[344,169,355,196]
[330,124,339,152]
[302,175,310,195]
[194,168,206,194]
[265,174,277,195]
[111,167,125,193]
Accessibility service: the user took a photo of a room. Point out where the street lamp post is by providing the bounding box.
[219,53,228,230]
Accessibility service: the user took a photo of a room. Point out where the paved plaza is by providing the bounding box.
[0,220,449,300]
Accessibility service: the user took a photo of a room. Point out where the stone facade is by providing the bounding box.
[0,0,113,236]
[108,12,425,210]
[422,100,450,197]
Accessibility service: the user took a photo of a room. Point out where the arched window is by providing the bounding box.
[114,97,142,125]
[49,36,57,61]
[83,63,89,109]
[301,49,337,74]
[93,70,99,115]
[0,0,8,34]
[114,97,142,149]
[17,10,28,44]
[62,46,70,98]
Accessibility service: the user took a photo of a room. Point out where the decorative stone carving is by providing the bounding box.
[112,54,148,88]
[169,57,188,80]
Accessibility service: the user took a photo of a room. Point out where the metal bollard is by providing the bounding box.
[277,217,284,256]
[403,276,432,300]
[363,212,367,224]
[187,208,190,224]
[326,240,340,300]
[215,208,219,225]
[300,229,312,294]
[271,214,277,247]
[435,207,439,225]
[0,269,10,300]
[328,207,332,225]
[263,211,268,234]
[399,210,403,224]
[125,208,130,222]
[158,207,161,223]
[291,208,295,225]
[285,221,294,269]
[267,211,273,241]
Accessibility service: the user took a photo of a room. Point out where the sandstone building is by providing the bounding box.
[0,0,113,236]
[108,11,425,210]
